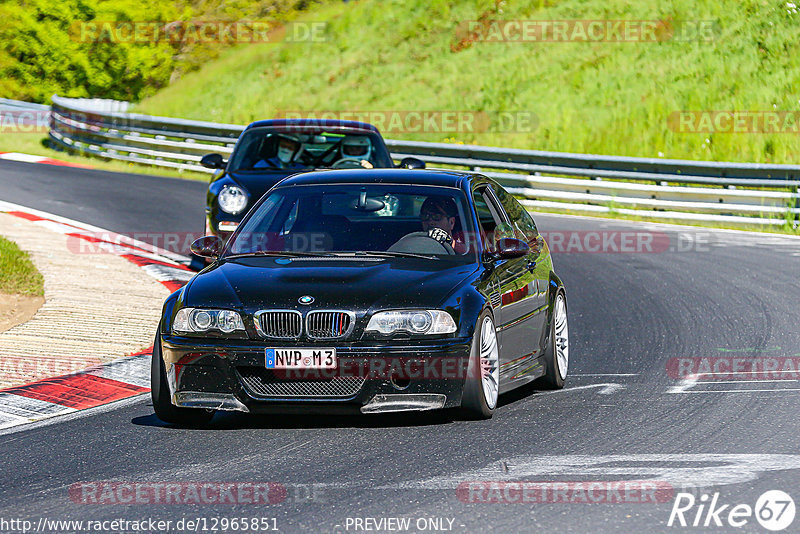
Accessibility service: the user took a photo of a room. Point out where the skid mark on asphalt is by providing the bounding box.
[668,373,800,395]
[500,376,638,414]
[384,454,800,491]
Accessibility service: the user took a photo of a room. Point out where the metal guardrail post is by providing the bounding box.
[24,95,800,228]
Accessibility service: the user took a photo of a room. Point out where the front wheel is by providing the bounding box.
[461,310,500,419]
[541,291,568,389]
[151,329,215,426]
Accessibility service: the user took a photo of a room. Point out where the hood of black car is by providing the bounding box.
[227,170,307,202]
[184,256,478,313]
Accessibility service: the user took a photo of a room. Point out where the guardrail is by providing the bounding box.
[44,95,800,227]
[0,98,51,112]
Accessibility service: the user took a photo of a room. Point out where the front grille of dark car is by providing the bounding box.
[236,367,366,398]
[254,310,302,339]
[306,311,354,339]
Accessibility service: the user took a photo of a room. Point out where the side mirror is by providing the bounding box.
[496,238,529,259]
[398,157,426,169]
[190,236,224,259]
[200,153,226,169]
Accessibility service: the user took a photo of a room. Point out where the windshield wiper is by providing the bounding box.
[329,251,440,260]
[225,251,335,259]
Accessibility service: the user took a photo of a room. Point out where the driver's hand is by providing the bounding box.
[427,227,453,246]
[360,160,374,169]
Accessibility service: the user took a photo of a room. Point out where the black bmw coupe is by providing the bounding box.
[193,119,424,270]
[152,169,568,424]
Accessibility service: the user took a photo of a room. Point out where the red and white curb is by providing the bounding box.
[0,201,194,430]
[0,349,152,430]
[0,151,93,168]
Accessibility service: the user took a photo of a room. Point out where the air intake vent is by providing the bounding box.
[306,311,354,339]
[237,367,365,398]
[254,310,302,339]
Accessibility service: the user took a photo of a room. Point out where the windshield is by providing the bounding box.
[225,184,479,261]
[227,127,392,172]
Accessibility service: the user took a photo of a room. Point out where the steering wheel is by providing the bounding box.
[331,158,367,169]
[308,140,344,167]
[388,231,456,255]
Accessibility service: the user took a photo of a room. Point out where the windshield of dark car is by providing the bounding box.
[226,127,392,172]
[225,184,479,261]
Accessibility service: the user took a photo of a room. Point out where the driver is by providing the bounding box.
[419,196,466,253]
[333,135,374,168]
[254,133,305,169]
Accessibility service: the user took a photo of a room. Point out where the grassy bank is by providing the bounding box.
[135,0,800,164]
[0,236,44,296]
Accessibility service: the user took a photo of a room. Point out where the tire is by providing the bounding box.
[540,291,568,389]
[461,310,500,419]
[151,329,215,426]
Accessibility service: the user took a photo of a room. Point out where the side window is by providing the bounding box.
[517,209,540,246]
[472,187,505,253]
[280,200,299,235]
[493,184,539,246]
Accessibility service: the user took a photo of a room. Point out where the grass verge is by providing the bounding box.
[0,236,44,296]
[135,0,800,165]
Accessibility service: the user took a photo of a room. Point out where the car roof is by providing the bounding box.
[244,119,380,134]
[275,168,474,189]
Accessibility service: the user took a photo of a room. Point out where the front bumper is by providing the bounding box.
[160,336,472,414]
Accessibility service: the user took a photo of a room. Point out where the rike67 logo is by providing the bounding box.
[668,490,795,531]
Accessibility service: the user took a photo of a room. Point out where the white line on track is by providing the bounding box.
[675,388,800,394]
[0,394,149,437]
[694,379,800,384]
[571,373,639,377]
[0,199,190,264]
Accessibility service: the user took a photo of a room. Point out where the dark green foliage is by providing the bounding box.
[0,0,327,102]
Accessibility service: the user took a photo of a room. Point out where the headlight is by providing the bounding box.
[218,186,248,215]
[173,308,245,335]
[365,310,456,335]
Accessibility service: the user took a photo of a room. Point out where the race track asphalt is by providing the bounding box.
[1,159,799,533]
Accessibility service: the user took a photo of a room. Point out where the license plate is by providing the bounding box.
[265,348,337,369]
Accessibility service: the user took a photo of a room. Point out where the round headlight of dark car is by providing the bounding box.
[365,310,456,335]
[173,308,245,335]
[218,186,248,215]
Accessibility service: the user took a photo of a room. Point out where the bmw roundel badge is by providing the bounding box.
[298,295,315,305]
